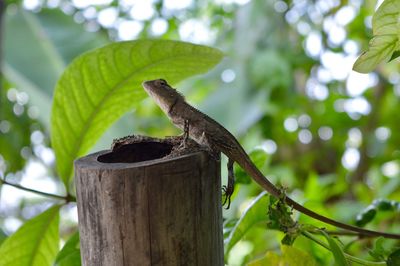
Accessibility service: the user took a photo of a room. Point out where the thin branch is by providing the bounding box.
[306,226,390,239]
[0,178,76,202]
[321,230,371,237]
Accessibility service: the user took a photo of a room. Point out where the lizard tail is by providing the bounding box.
[239,157,400,239]
[285,196,400,239]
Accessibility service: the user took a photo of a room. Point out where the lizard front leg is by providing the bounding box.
[222,158,235,209]
[183,119,189,142]
[177,119,190,149]
[199,132,235,208]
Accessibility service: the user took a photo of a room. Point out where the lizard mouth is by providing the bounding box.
[142,80,152,91]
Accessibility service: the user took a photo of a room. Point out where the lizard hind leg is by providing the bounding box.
[222,158,235,209]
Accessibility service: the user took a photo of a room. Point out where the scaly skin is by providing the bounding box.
[142,79,400,239]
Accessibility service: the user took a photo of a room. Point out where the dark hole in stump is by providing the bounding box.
[97,142,173,163]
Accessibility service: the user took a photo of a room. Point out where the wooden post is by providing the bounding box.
[74,138,223,266]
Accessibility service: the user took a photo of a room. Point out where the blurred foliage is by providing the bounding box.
[1,0,400,265]
[0,81,38,174]
[3,6,108,125]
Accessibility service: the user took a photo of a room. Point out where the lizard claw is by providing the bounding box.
[222,185,232,209]
[222,159,235,209]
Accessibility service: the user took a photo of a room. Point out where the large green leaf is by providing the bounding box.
[0,205,61,266]
[51,40,223,188]
[353,0,400,73]
[55,231,81,266]
[224,192,270,256]
[281,245,318,266]
[3,7,107,125]
[247,245,318,266]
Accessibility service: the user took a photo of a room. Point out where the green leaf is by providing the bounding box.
[388,50,400,62]
[372,199,397,211]
[224,191,270,256]
[353,0,400,73]
[281,245,318,266]
[320,230,349,266]
[353,35,399,73]
[267,195,298,245]
[4,7,107,126]
[356,199,399,227]
[0,205,61,266]
[387,249,400,266]
[247,251,281,266]
[355,205,377,227]
[247,245,318,266]
[51,40,223,188]
[368,237,388,260]
[0,229,7,246]
[55,231,81,266]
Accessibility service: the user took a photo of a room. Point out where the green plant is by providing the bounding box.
[353,0,400,73]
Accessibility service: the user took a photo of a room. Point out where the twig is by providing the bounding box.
[0,178,76,202]
[318,229,372,238]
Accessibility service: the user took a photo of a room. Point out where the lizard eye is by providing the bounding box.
[159,79,167,86]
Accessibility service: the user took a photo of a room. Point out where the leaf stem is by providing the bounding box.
[0,178,76,202]
[302,231,386,266]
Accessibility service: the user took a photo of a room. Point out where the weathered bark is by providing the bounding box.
[75,138,223,266]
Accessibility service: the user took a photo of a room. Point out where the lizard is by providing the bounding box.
[142,78,400,239]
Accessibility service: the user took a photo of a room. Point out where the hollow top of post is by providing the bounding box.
[74,136,209,170]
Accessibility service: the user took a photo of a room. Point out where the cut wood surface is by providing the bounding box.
[75,137,223,266]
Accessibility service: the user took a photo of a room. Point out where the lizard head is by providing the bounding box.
[142,79,184,114]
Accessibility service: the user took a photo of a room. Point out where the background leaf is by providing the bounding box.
[247,245,318,266]
[320,230,349,266]
[281,245,318,266]
[4,7,107,125]
[0,81,39,174]
[247,251,281,266]
[387,249,400,266]
[55,231,81,266]
[369,237,390,260]
[0,205,60,266]
[51,39,223,188]
[0,229,7,246]
[224,192,270,256]
[353,0,400,73]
